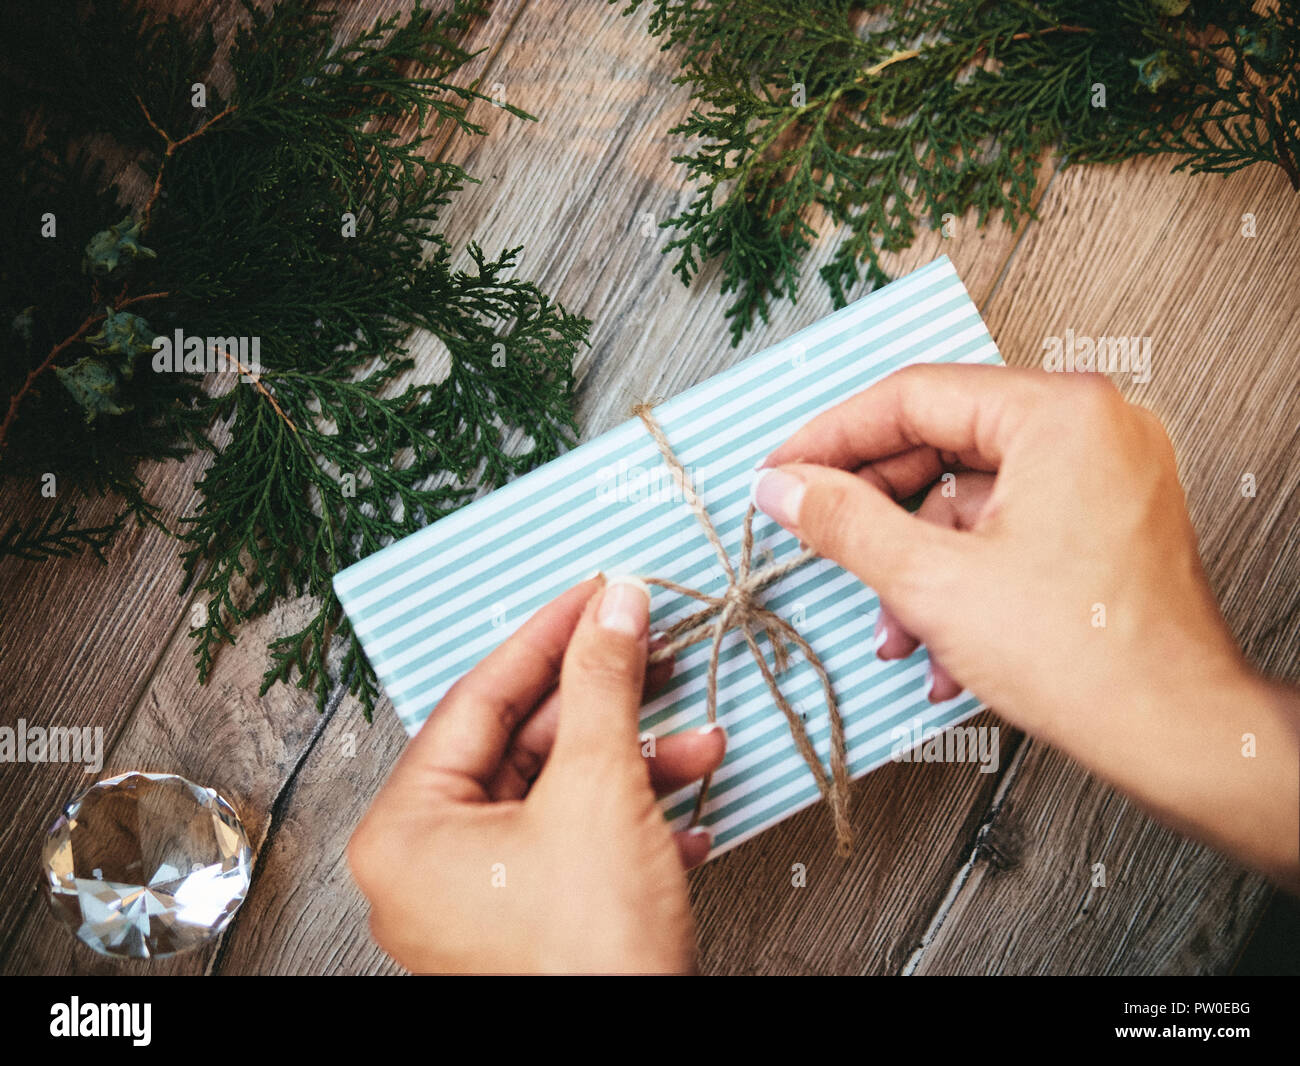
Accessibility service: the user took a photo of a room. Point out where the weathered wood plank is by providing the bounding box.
[0,454,205,957]
[0,0,254,956]
[208,0,1044,975]
[208,702,406,975]
[0,0,529,975]
[910,158,1300,975]
[912,743,1275,975]
[17,0,1290,979]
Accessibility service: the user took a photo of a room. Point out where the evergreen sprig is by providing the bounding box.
[0,507,126,565]
[2,0,589,717]
[620,0,1299,342]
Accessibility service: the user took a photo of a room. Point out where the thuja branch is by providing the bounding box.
[135,94,236,228]
[1190,29,1300,191]
[229,359,299,434]
[0,506,127,564]
[862,23,1093,75]
[2,0,590,716]
[741,24,1097,188]
[624,0,1298,342]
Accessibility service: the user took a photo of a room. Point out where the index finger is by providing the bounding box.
[761,363,1051,474]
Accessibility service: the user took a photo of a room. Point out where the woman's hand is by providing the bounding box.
[754,364,1299,889]
[348,576,727,973]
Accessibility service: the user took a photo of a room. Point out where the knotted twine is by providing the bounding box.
[633,405,853,856]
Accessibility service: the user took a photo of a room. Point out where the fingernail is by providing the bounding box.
[686,826,712,841]
[752,468,805,528]
[697,721,728,748]
[873,625,889,655]
[597,576,650,637]
[924,662,935,696]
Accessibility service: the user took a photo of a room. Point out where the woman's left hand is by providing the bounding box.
[348,575,727,973]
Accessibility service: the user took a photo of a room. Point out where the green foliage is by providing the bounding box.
[619,0,1300,343]
[0,507,126,564]
[1,0,589,717]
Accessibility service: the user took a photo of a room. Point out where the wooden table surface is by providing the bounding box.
[2,0,1297,976]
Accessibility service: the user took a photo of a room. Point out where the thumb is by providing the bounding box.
[547,575,651,772]
[754,463,963,606]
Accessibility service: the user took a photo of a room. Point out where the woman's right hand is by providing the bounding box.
[753,364,1299,889]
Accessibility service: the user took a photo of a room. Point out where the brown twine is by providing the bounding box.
[632,404,853,857]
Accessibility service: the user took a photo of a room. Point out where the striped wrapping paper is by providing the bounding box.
[334,256,1002,860]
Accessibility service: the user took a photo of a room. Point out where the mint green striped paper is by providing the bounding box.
[335,256,1002,860]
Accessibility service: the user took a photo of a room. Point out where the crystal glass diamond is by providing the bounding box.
[41,771,252,959]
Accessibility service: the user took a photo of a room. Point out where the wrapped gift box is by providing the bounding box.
[335,256,1002,859]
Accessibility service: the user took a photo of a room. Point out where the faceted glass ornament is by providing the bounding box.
[41,771,252,959]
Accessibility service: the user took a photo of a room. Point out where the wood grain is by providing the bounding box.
[911,743,1274,974]
[0,0,278,957]
[0,0,529,976]
[201,0,1044,976]
[0,453,204,953]
[908,157,1300,975]
[2,0,1295,977]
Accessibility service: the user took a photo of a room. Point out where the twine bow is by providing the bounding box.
[633,405,853,856]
